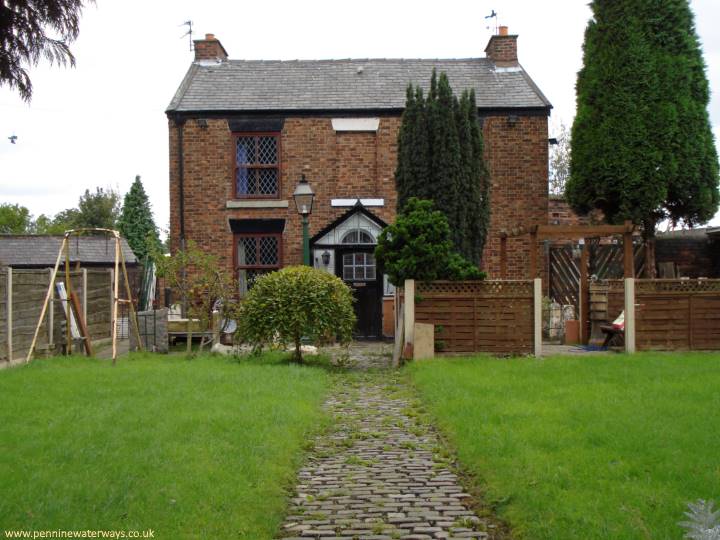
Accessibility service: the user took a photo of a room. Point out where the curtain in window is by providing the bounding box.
[236,143,249,195]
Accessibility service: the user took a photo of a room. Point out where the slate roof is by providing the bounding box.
[0,235,138,268]
[166,58,551,113]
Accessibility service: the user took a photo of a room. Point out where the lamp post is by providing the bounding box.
[293,174,315,266]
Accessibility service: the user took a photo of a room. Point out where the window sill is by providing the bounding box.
[226,200,289,209]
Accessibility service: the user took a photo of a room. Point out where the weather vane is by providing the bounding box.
[180,20,193,52]
[485,10,498,35]
[8,134,17,144]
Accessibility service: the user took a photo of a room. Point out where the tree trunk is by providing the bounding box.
[186,319,193,357]
[294,335,303,363]
[642,220,657,278]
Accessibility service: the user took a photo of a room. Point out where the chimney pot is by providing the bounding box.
[499,25,509,36]
[205,33,215,40]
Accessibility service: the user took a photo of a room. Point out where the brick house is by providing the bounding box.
[166,29,552,338]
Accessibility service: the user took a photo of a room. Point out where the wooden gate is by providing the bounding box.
[549,245,579,310]
[549,243,646,309]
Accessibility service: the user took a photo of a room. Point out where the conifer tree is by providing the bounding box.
[429,72,463,251]
[118,176,160,261]
[457,89,491,264]
[394,70,490,264]
[396,86,430,210]
[568,0,719,275]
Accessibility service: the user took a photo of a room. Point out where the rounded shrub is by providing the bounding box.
[236,265,355,362]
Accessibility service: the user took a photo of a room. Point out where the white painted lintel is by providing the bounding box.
[331,198,384,207]
[331,118,380,132]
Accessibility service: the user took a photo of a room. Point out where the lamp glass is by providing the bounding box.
[293,175,315,216]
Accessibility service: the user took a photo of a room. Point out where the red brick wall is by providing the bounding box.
[548,196,592,227]
[481,115,549,278]
[168,113,548,279]
[485,35,518,64]
[193,36,227,61]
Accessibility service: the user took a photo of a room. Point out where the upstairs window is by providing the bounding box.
[234,133,280,198]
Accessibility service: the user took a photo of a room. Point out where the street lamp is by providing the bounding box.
[293,174,315,266]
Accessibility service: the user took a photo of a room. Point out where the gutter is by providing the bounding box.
[174,116,186,242]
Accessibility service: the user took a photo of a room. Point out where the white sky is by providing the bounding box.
[1,0,719,233]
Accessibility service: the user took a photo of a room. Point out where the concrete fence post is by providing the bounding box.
[7,268,12,362]
[404,279,415,349]
[533,278,542,358]
[624,277,636,353]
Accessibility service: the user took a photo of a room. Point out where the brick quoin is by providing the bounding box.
[168,112,548,280]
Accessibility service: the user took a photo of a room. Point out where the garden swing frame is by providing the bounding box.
[25,228,143,364]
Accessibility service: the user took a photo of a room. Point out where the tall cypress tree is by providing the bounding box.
[396,86,430,210]
[394,70,491,265]
[458,89,490,264]
[429,72,462,251]
[568,0,719,275]
[118,175,160,261]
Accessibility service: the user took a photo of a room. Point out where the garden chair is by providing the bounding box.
[600,311,624,348]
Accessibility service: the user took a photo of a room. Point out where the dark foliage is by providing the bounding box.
[117,175,160,261]
[375,198,486,286]
[0,0,92,101]
[395,70,490,265]
[568,0,719,239]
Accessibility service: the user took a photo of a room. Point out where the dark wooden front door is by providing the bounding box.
[336,248,382,339]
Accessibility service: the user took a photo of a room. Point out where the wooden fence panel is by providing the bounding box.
[0,268,115,363]
[11,269,53,360]
[0,270,7,360]
[85,270,112,339]
[606,280,625,322]
[691,296,720,350]
[636,295,690,350]
[635,279,720,351]
[414,280,534,355]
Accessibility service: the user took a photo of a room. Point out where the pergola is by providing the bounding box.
[499,220,636,343]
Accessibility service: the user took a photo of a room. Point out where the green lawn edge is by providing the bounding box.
[408,352,720,540]
[0,352,331,539]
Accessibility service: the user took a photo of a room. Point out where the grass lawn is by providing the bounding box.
[0,352,330,539]
[409,352,720,540]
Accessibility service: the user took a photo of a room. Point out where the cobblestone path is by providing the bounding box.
[278,372,496,540]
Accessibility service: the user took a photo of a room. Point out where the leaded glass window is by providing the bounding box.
[234,134,280,197]
[236,234,281,296]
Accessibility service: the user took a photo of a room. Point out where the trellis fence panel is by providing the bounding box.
[413,280,535,355]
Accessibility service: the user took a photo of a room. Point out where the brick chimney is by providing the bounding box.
[193,33,228,62]
[485,26,518,65]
